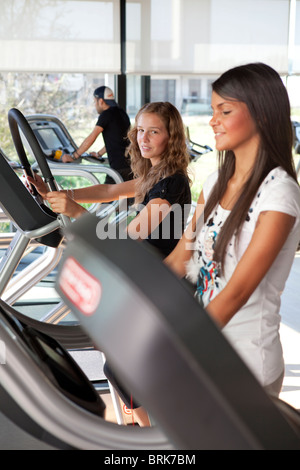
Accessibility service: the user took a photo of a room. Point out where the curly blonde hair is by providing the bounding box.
[128,102,190,204]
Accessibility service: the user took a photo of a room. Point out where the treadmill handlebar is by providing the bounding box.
[8,108,57,192]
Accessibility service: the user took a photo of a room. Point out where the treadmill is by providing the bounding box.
[0,108,171,449]
[25,113,106,164]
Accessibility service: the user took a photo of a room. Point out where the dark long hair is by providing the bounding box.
[128,102,190,204]
[205,62,297,271]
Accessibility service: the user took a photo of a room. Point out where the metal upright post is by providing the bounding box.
[116,0,127,111]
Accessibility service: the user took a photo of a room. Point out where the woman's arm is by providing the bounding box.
[206,210,296,328]
[164,191,205,277]
[45,179,136,218]
[28,174,137,203]
[28,175,137,218]
[70,178,136,203]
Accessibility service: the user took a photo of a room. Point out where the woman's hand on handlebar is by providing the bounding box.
[27,174,48,198]
[45,191,87,219]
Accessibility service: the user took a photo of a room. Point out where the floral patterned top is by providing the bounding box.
[186,167,300,387]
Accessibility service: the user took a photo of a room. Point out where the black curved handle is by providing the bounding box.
[8,108,57,191]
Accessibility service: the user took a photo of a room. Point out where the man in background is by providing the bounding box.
[63,86,132,182]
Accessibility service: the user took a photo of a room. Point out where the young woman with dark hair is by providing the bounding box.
[166,63,300,397]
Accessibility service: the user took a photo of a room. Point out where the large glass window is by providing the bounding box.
[0,0,299,160]
[0,71,116,159]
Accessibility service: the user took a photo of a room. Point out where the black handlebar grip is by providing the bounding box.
[8,108,57,191]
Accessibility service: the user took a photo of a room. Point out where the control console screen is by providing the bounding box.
[36,128,63,150]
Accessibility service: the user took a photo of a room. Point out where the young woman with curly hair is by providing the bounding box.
[30,101,192,426]
[129,101,191,205]
[30,101,191,258]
